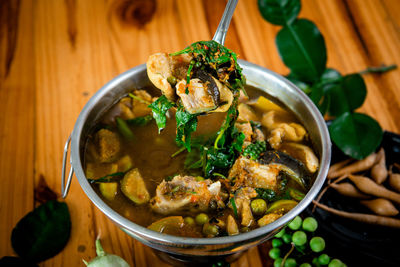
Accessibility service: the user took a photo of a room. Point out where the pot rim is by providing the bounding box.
[70,59,331,246]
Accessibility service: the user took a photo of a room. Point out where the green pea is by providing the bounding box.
[195,213,209,225]
[292,231,307,246]
[269,248,281,260]
[328,259,345,267]
[284,258,297,267]
[288,216,302,230]
[271,238,283,248]
[273,258,283,267]
[250,199,267,215]
[202,223,219,237]
[282,233,292,244]
[302,217,318,232]
[299,263,312,267]
[310,236,325,253]
[274,228,285,238]
[184,217,195,226]
[318,254,330,265]
[167,76,177,86]
[312,258,320,266]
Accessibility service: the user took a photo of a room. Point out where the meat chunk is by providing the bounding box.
[229,156,279,191]
[150,176,224,215]
[94,129,120,163]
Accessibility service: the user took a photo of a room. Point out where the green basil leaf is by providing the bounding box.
[11,200,71,263]
[148,95,175,133]
[175,107,198,151]
[126,115,153,127]
[328,74,367,117]
[258,0,301,26]
[329,112,383,159]
[276,19,327,83]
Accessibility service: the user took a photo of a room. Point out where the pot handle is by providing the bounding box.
[61,135,74,198]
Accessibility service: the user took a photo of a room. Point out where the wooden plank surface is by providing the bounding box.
[1,0,399,266]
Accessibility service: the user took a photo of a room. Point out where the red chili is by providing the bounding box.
[204,45,208,50]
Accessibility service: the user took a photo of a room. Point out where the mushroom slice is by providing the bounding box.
[279,142,319,173]
[261,110,306,149]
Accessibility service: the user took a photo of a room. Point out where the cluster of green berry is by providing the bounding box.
[269,216,346,267]
[242,141,267,160]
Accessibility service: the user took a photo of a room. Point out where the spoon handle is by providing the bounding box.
[212,0,238,45]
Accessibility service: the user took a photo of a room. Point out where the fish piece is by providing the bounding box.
[176,73,233,114]
[229,156,280,191]
[176,78,218,114]
[147,53,192,101]
[150,175,223,215]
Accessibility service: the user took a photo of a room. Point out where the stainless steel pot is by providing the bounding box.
[61,59,331,258]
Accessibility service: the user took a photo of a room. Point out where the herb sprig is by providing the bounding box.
[258,0,396,159]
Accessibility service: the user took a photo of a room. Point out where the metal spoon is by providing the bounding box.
[212,0,238,45]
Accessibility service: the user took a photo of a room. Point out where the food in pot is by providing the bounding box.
[84,41,319,237]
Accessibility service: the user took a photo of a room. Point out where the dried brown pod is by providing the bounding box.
[348,175,400,205]
[313,201,400,228]
[330,182,370,199]
[327,153,377,179]
[371,148,388,184]
[389,167,400,192]
[360,198,399,216]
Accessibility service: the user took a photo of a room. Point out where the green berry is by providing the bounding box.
[272,238,283,248]
[318,254,330,265]
[328,259,344,267]
[302,217,318,232]
[284,258,296,267]
[275,228,285,238]
[299,264,312,267]
[292,231,307,246]
[282,233,292,244]
[269,248,281,260]
[310,236,325,252]
[312,257,321,267]
[288,216,302,230]
[274,258,283,267]
[195,213,209,225]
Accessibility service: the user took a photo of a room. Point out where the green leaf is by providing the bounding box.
[175,107,198,151]
[329,112,383,159]
[276,19,327,83]
[258,0,301,26]
[148,95,175,133]
[11,200,71,263]
[327,73,367,117]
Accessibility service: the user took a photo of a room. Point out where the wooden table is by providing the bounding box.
[1,0,399,266]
